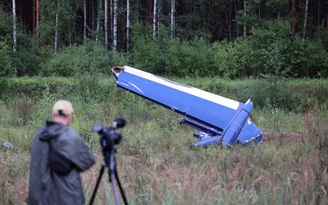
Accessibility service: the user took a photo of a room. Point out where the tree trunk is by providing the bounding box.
[96,0,102,42]
[12,0,17,76]
[153,0,157,39]
[110,0,113,48]
[157,0,162,34]
[84,0,87,45]
[33,0,40,34]
[127,0,130,51]
[317,0,321,26]
[12,0,17,53]
[105,0,109,50]
[91,0,96,37]
[228,0,232,40]
[302,0,309,41]
[291,0,297,36]
[171,0,175,41]
[149,0,153,23]
[113,0,117,51]
[243,0,247,39]
[54,12,59,53]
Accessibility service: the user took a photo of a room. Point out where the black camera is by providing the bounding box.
[90,118,129,205]
[92,118,126,151]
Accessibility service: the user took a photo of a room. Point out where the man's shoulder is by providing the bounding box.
[59,128,82,140]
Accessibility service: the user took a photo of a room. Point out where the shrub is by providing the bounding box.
[212,38,247,79]
[131,23,217,77]
[245,20,328,78]
[39,41,128,77]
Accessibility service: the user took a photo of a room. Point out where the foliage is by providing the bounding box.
[130,23,166,74]
[39,41,129,76]
[2,75,328,114]
[0,77,75,101]
[129,20,328,79]
[0,6,41,77]
[163,37,215,77]
[212,38,248,79]
[245,20,293,76]
[37,0,84,50]
[245,20,328,78]
[1,2,328,78]
[131,23,243,78]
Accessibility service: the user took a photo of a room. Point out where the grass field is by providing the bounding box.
[0,77,327,205]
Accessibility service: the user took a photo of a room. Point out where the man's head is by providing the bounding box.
[52,100,74,126]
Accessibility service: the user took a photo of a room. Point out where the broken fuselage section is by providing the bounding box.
[111,65,262,147]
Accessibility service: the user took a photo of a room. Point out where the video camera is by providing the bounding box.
[92,118,126,151]
[90,118,128,205]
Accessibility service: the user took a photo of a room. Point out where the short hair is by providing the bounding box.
[52,100,74,116]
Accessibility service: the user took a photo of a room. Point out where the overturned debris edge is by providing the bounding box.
[111,65,263,147]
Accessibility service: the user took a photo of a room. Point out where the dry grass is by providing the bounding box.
[1,97,327,205]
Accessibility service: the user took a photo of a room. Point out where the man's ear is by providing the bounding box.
[67,114,72,121]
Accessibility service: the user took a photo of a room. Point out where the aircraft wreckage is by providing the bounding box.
[111,65,262,147]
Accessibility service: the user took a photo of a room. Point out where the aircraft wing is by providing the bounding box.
[111,65,262,147]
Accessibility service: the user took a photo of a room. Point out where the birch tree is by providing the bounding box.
[95,0,102,42]
[54,10,59,52]
[12,0,17,52]
[110,0,113,45]
[157,0,162,34]
[113,0,117,51]
[127,0,130,51]
[153,0,157,39]
[105,0,109,50]
[170,0,175,41]
[83,0,87,45]
[12,0,17,76]
[302,0,309,41]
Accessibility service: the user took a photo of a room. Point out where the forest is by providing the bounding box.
[0,0,328,78]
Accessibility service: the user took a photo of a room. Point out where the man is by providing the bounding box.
[28,100,95,205]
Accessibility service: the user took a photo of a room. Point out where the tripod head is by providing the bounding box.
[92,118,126,151]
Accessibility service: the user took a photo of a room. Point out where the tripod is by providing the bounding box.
[89,146,128,205]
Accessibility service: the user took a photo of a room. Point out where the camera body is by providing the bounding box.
[92,118,126,151]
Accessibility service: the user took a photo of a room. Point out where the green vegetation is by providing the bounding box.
[1,1,328,203]
[1,2,328,79]
[0,76,327,205]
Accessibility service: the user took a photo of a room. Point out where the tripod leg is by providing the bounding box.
[115,171,129,205]
[110,171,121,205]
[89,165,105,205]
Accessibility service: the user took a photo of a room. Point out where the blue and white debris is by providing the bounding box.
[111,65,262,148]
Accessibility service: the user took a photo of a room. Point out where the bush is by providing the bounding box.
[163,37,215,77]
[245,20,328,78]
[131,23,217,77]
[212,38,247,79]
[0,77,76,101]
[39,41,129,77]
[130,23,167,74]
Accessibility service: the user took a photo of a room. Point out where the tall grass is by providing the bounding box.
[0,77,327,205]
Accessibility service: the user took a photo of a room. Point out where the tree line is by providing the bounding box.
[0,0,328,78]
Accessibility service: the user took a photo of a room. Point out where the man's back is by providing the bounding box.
[29,119,95,205]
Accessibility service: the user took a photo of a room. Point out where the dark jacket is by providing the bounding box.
[28,121,95,205]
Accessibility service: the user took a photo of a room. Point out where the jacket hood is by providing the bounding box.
[39,121,68,141]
